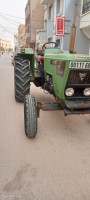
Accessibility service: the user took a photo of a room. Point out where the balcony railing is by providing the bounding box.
[82,1,90,14]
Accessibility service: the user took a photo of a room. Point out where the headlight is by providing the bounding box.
[84,88,90,96]
[65,88,74,96]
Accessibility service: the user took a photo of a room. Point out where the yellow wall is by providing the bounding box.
[0,39,11,51]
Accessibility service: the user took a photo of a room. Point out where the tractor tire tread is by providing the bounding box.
[24,95,37,138]
[14,56,30,102]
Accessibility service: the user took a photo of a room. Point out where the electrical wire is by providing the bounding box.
[0,11,90,23]
[0,11,24,19]
[0,13,89,37]
[0,25,14,35]
[0,14,22,25]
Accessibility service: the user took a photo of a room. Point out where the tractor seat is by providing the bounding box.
[39,56,44,62]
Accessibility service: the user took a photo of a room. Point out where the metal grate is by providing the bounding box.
[68,70,90,85]
[82,1,90,14]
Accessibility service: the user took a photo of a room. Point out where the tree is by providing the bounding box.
[0,46,5,51]
[8,48,13,52]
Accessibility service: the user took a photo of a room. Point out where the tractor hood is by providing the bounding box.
[44,49,90,62]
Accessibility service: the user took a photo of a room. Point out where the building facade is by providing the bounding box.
[41,0,68,50]
[0,39,11,52]
[25,0,44,51]
[36,5,47,49]
[18,24,26,47]
[14,33,18,52]
[41,0,90,54]
[80,0,90,53]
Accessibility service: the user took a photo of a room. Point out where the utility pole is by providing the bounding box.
[69,0,78,53]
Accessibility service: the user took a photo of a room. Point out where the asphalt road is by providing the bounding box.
[0,54,90,200]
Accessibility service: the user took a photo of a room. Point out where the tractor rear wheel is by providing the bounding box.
[14,56,30,102]
[24,95,37,138]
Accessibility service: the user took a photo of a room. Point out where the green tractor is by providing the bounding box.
[14,3,90,138]
[14,43,90,138]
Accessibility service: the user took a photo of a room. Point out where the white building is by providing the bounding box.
[40,0,90,54]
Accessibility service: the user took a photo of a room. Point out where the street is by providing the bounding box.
[0,54,90,200]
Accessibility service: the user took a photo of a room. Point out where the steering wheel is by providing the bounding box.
[42,42,58,51]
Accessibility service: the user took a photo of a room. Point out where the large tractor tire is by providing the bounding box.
[24,95,37,138]
[14,56,30,102]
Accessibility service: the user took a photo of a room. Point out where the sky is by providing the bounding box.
[0,0,27,48]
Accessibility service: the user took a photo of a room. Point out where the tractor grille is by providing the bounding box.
[65,70,90,100]
[68,70,90,85]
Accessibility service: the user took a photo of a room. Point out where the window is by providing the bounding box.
[48,5,53,20]
[56,39,60,48]
[56,0,60,14]
[44,20,47,30]
[48,37,53,43]
[28,4,29,16]
[28,25,29,33]
[82,0,90,14]
[56,0,63,15]
[20,36,23,43]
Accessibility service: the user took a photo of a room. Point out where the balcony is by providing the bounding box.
[36,29,47,44]
[80,14,90,39]
[82,1,90,14]
[41,0,49,4]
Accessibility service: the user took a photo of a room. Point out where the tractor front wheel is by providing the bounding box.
[24,95,37,138]
[14,56,30,102]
